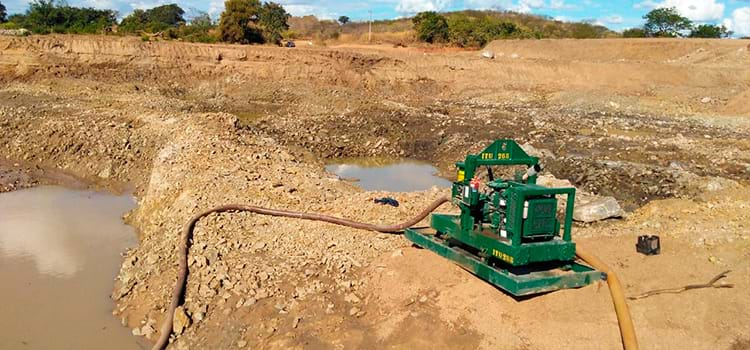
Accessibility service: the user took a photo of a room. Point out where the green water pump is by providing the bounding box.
[405,139,602,296]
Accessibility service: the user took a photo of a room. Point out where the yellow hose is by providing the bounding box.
[576,246,639,350]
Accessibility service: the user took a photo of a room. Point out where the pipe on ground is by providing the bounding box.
[576,247,639,350]
[152,197,638,350]
[152,197,450,350]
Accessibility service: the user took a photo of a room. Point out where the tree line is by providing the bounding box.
[412,11,614,47]
[412,7,734,47]
[0,0,291,44]
[623,7,730,38]
[0,1,737,45]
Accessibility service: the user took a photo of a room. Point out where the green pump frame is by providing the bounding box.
[405,139,602,296]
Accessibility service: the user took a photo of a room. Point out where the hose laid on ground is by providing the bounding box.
[152,197,638,350]
[576,247,639,350]
[151,197,451,350]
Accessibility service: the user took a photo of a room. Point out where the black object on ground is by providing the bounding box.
[374,197,399,207]
[636,235,660,255]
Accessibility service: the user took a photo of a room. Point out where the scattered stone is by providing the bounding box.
[481,50,495,59]
[140,324,155,339]
[349,306,361,316]
[172,306,191,335]
[344,293,361,303]
[700,97,712,104]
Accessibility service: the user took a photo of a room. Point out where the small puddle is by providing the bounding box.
[0,186,146,350]
[325,159,451,192]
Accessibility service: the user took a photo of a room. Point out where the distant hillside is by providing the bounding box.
[289,10,617,46]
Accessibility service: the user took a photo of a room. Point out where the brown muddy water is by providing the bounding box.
[325,159,452,192]
[0,186,147,350]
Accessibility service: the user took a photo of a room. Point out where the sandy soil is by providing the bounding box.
[1,35,749,349]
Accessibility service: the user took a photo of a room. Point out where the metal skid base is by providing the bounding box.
[404,227,603,296]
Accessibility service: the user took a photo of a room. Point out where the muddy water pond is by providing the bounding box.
[0,186,147,350]
[325,159,452,192]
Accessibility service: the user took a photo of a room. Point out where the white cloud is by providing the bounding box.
[129,0,172,11]
[464,0,512,10]
[550,0,574,9]
[207,0,224,18]
[283,4,336,19]
[396,0,451,14]
[513,0,545,13]
[637,0,724,21]
[603,15,624,24]
[463,0,570,13]
[725,7,750,36]
[84,0,116,9]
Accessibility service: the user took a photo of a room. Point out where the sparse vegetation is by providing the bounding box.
[166,11,219,43]
[8,0,116,34]
[447,14,526,47]
[313,10,614,47]
[288,15,340,41]
[410,10,612,47]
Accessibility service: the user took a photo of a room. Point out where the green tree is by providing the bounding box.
[413,11,448,43]
[689,24,731,38]
[15,0,115,34]
[148,4,184,28]
[643,7,692,37]
[622,28,646,38]
[259,2,289,44]
[338,15,349,25]
[219,0,263,43]
[120,4,185,33]
[0,1,7,23]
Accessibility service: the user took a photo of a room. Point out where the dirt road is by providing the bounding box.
[1,35,749,349]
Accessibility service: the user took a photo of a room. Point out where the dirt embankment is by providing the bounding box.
[1,35,749,349]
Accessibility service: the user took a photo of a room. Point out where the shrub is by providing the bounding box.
[689,24,731,38]
[413,11,449,43]
[622,28,646,38]
[447,15,522,47]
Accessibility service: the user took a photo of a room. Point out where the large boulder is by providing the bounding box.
[537,174,624,222]
[573,196,624,223]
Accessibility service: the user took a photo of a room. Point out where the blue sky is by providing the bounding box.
[4,0,750,36]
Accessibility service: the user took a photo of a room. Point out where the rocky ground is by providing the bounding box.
[1,35,749,349]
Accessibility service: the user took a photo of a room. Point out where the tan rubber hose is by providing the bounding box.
[151,197,450,350]
[576,246,639,350]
